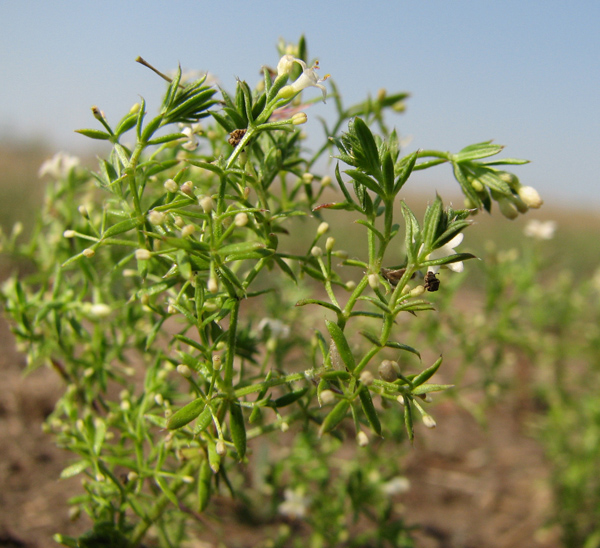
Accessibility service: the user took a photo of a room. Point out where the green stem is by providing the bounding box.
[224,299,240,387]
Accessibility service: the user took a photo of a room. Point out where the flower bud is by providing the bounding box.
[208,276,218,293]
[359,370,374,386]
[212,354,222,371]
[200,196,214,213]
[180,180,194,195]
[356,431,369,447]
[234,212,249,227]
[320,175,332,187]
[422,414,437,429]
[280,422,289,432]
[181,224,195,238]
[216,440,226,456]
[302,173,314,185]
[135,249,151,261]
[368,273,379,289]
[498,197,519,219]
[129,103,141,114]
[177,364,192,378]
[317,222,329,236]
[276,54,296,77]
[63,229,76,238]
[311,246,323,257]
[320,389,336,405]
[325,237,335,252]
[345,280,356,291]
[471,179,484,192]
[410,285,426,297]
[379,360,400,382]
[291,112,308,125]
[82,248,95,258]
[78,205,89,219]
[163,178,178,193]
[517,186,543,209]
[148,210,166,225]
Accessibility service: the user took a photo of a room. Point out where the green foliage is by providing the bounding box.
[0,37,538,547]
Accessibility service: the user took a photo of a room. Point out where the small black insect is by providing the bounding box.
[423,271,440,292]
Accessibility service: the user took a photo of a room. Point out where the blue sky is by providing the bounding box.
[1,1,598,208]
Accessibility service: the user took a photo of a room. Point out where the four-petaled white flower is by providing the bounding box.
[278,487,309,519]
[426,233,464,274]
[524,219,556,240]
[179,123,202,151]
[38,152,80,179]
[278,58,330,103]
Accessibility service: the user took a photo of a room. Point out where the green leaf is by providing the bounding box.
[146,132,186,146]
[419,252,477,269]
[319,400,350,436]
[352,117,382,179]
[412,356,443,387]
[412,383,454,395]
[421,196,443,253]
[404,398,414,442]
[384,340,421,359]
[394,151,418,194]
[60,460,90,479]
[229,400,247,459]
[401,202,420,264]
[359,388,382,436]
[453,141,504,162]
[273,387,309,408]
[326,320,356,371]
[75,129,111,140]
[155,475,179,507]
[168,397,206,430]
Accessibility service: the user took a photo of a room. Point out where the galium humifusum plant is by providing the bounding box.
[0,36,541,547]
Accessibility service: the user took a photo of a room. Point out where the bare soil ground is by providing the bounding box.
[0,313,561,548]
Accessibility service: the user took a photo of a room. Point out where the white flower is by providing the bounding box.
[278,59,330,103]
[524,219,556,240]
[381,476,411,496]
[276,54,296,77]
[278,487,309,519]
[178,123,202,151]
[38,152,80,179]
[426,233,464,274]
[257,317,290,340]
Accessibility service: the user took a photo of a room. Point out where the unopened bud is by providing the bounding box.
[345,280,356,291]
[320,175,332,187]
[129,103,141,114]
[216,440,226,456]
[148,210,166,225]
[359,370,374,386]
[200,196,214,213]
[163,178,179,193]
[280,421,289,432]
[517,185,543,209]
[177,364,192,378]
[63,229,76,238]
[471,179,484,192]
[357,431,369,447]
[207,276,218,293]
[212,354,222,371]
[78,205,89,219]
[326,237,335,252]
[135,248,151,261]
[181,224,195,238]
[234,212,248,227]
[311,246,323,257]
[317,221,329,236]
[82,248,95,258]
[180,181,194,195]
[302,173,314,185]
[410,285,426,297]
[422,414,437,429]
[379,360,400,382]
[498,197,519,219]
[291,112,308,125]
[320,389,335,405]
[368,273,379,289]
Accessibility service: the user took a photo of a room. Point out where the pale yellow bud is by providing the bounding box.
[311,246,323,257]
[368,273,379,289]
[63,229,76,238]
[302,173,314,185]
[181,224,195,238]
[410,285,426,297]
[176,364,192,378]
[359,370,374,386]
[357,431,369,447]
[164,178,179,193]
[320,389,336,405]
[180,181,194,195]
[135,249,152,261]
[320,175,332,187]
[291,112,308,125]
[325,237,335,252]
[82,248,95,258]
[517,186,543,209]
[422,414,437,429]
[234,212,249,227]
[148,210,166,225]
[208,276,218,293]
[200,196,214,213]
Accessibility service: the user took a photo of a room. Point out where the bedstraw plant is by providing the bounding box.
[0,37,541,547]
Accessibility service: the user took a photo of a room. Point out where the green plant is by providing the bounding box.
[0,37,538,547]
